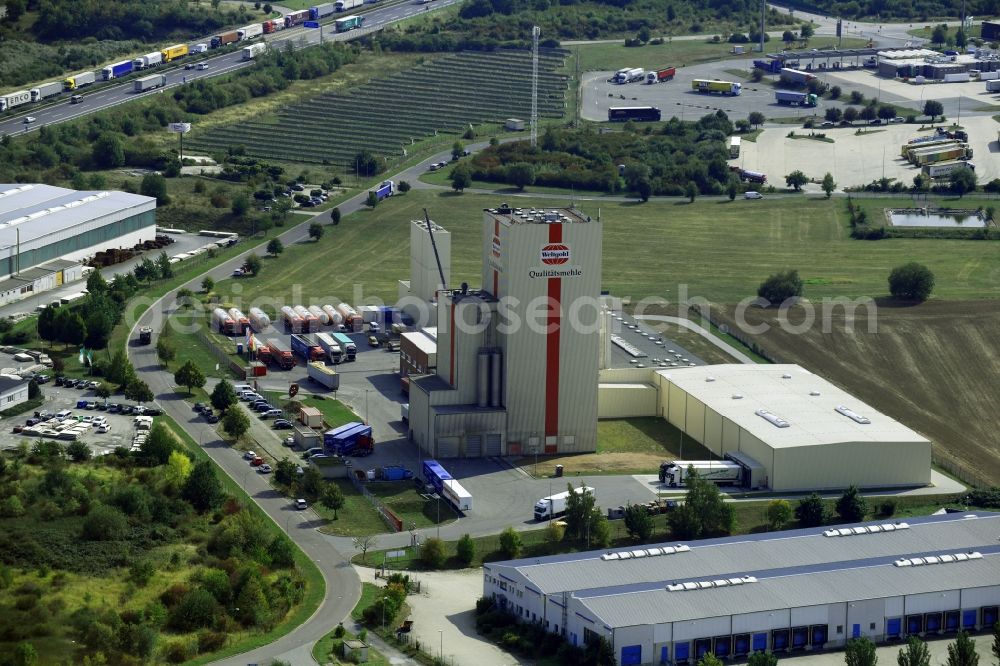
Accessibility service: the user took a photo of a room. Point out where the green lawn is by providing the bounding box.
[316,479,390,538]
[597,418,713,458]
[212,190,1000,308]
[367,481,458,531]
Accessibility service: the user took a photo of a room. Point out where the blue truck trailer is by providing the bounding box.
[310,2,336,19]
[753,59,783,73]
[421,459,473,511]
[102,60,134,81]
[324,422,374,456]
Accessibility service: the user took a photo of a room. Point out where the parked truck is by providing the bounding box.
[371,180,395,201]
[238,23,264,41]
[324,422,374,456]
[291,333,324,361]
[102,60,134,81]
[923,160,975,178]
[322,304,344,328]
[422,460,473,510]
[775,90,818,106]
[138,327,152,345]
[308,305,330,326]
[335,303,360,329]
[779,67,816,85]
[731,167,767,184]
[534,486,595,521]
[331,332,356,360]
[212,307,237,335]
[608,106,661,122]
[228,308,250,334]
[311,2,337,19]
[912,144,972,165]
[307,361,340,389]
[211,31,240,48]
[280,306,304,333]
[248,307,271,332]
[987,79,1000,92]
[243,43,267,60]
[263,337,294,369]
[645,66,676,83]
[292,305,318,332]
[613,67,644,84]
[753,58,783,73]
[335,0,363,11]
[133,52,163,70]
[367,465,413,481]
[315,332,344,363]
[659,460,743,486]
[161,44,189,62]
[692,79,742,95]
[901,138,957,160]
[0,90,32,113]
[63,72,96,91]
[30,82,63,102]
[134,74,167,93]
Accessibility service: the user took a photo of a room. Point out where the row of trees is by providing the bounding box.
[758,261,936,305]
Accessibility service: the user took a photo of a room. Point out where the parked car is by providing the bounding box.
[262,409,283,419]
[207,413,219,423]
[194,402,206,412]
[295,498,308,510]
[87,381,99,390]
[302,447,323,459]
[97,424,110,433]
[258,464,273,474]
[292,184,305,192]
[273,419,293,429]
[889,116,904,123]
[144,407,162,416]
[284,436,295,446]
[244,451,257,460]
[744,191,763,200]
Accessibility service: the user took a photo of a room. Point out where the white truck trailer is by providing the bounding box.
[315,332,344,364]
[307,361,340,389]
[658,460,742,486]
[534,486,596,520]
[442,479,473,512]
[30,82,63,102]
[242,43,267,60]
[134,74,167,93]
[0,90,32,112]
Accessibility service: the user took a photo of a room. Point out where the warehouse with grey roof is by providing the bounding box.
[483,512,1000,666]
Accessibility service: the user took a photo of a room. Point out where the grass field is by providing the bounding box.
[212,190,1000,309]
[713,301,1000,487]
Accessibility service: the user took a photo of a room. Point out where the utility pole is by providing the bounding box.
[759,0,765,54]
[531,26,540,148]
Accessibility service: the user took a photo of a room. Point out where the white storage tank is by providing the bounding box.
[248,307,271,332]
[322,304,344,327]
[335,303,358,321]
[308,305,330,325]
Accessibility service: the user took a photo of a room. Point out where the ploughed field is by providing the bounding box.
[187,49,569,165]
[713,300,1000,487]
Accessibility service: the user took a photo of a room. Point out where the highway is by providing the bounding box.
[0,0,462,140]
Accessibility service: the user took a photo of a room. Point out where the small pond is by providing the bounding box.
[888,208,987,228]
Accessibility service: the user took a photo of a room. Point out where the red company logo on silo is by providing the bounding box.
[492,235,501,258]
[541,243,570,265]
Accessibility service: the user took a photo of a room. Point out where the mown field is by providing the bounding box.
[713,301,1000,488]
[212,190,1000,307]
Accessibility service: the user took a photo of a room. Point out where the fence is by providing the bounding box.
[687,303,779,363]
[194,328,247,379]
[348,471,404,532]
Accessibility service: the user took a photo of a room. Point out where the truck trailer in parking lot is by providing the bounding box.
[325,422,373,455]
[779,67,816,85]
[659,460,743,486]
[692,79,742,95]
[261,337,294,369]
[315,332,344,364]
[608,106,661,122]
[534,486,596,520]
[307,361,340,389]
[775,90,818,106]
[645,67,676,83]
[923,160,975,178]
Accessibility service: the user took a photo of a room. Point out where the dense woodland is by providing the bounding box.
[777,0,998,20]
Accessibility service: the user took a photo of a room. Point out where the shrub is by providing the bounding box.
[888,263,935,302]
[420,537,446,568]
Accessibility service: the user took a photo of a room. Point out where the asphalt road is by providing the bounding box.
[0,0,463,140]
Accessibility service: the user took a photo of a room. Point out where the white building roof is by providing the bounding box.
[657,364,928,449]
[403,328,438,355]
[0,184,155,246]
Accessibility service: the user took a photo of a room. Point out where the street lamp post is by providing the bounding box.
[364,388,370,425]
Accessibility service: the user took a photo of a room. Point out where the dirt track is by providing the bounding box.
[714,300,1000,487]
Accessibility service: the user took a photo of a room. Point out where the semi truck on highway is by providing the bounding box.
[161,44,189,62]
[134,74,167,93]
[659,460,743,486]
[30,82,63,102]
[608,106,661,121]
[335,0,364,11]
[645,67,676,83]
[775,90,818,106]
[211,31,240,48]
[691,79,742,95]
[0,91,31,113]
[923,160,974,178]
[238,23,264,41]
[311,2,337,18]
[243,43,267,60]
[102,60,134,81]
[422,459,472,511]
[534,486,596,521]
[133,52,163,70]
[307,361,340,389]
[335,14,365,32]
[63,72,96,91]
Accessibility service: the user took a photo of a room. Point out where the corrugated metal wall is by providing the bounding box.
[772,440,930,491]
[598,384,658,418]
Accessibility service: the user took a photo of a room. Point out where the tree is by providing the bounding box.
[836,485,868,522]
[878,105,897,121]
[244,254,262,276]
[174,360,205,395]
[785,170,808,191]
[991,622,999,666]
[456,533,476,566]
[308,222,324,241]
[821,172,837,198]
[125,378,153,404]
[499,526,522,558]
[3,0,26,23]
[165,450,193,488]
[451,166,472,192]
[955,28,968,48]
[889,263,935,302]
[766,499,793,530]
[846,637,878,666]
[139,422,175,465]
[231,194,250,217]
[140,174,169,205]
[331,207,341,226]
[13,641,37,666]
[749,651,778,666]
[299,466,324,502]
[352,535,379,565]
[924,100,944,122]
[748,111,765,129]
[507,163,536,191]
[183,460,223,512]
[668,469,735,538]
[236,575,270,627]
[685,181,697,203]
[844,106,859,124]
[156,337,175,364]
[947,631,979,666]
[825,107,843,123]
[82,504,129,540]
[931,24,948,45]
[699,654,724,666]
[795,492,826,527]
[201,276,214,293]
[636,178,652,203]
[898,637,931,666]
[950,168,977,197]
[57,310,86,347]
[92,133,126,169]
[800,23,814,39]
[67,441,92,462]
[727,179,739,201]
[397,180,411,193]
[211,379,238,412]
[223,406,250,440]
[267,238,284,257]
[564,483,597,541]
[95,383,111,400]
[590,512,611,548]
[757,269,803,305]
[37,305,58,347]
[624,503,653,540]
[782,30,795,45]
[321,483,345,519]
[108,349,134,387]
[421,537,446,568]
[829,85,842,99]
[451,141,465,160]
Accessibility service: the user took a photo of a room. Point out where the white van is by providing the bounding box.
[233,384,252,394]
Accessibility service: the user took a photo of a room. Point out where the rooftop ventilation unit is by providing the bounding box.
[706,377,715,382]
[810,390,821,396]
[823,522,907,537]
[895,551,982,567]
[782,373,792,379]
[835,405,871,424]
[756,409,790,428]
[668,575,757,592]
[0,184,34,199]
[600,544,688,562]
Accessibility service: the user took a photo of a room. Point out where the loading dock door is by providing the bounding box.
[752,633,767,652]
[675,642,690,663]
[887,618,902,638]
[962,610,977,629]
[485,433,502,456]
[621,645,641,666]
[465,435,482,457]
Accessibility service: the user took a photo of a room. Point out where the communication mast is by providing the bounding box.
[531,25,540,148]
